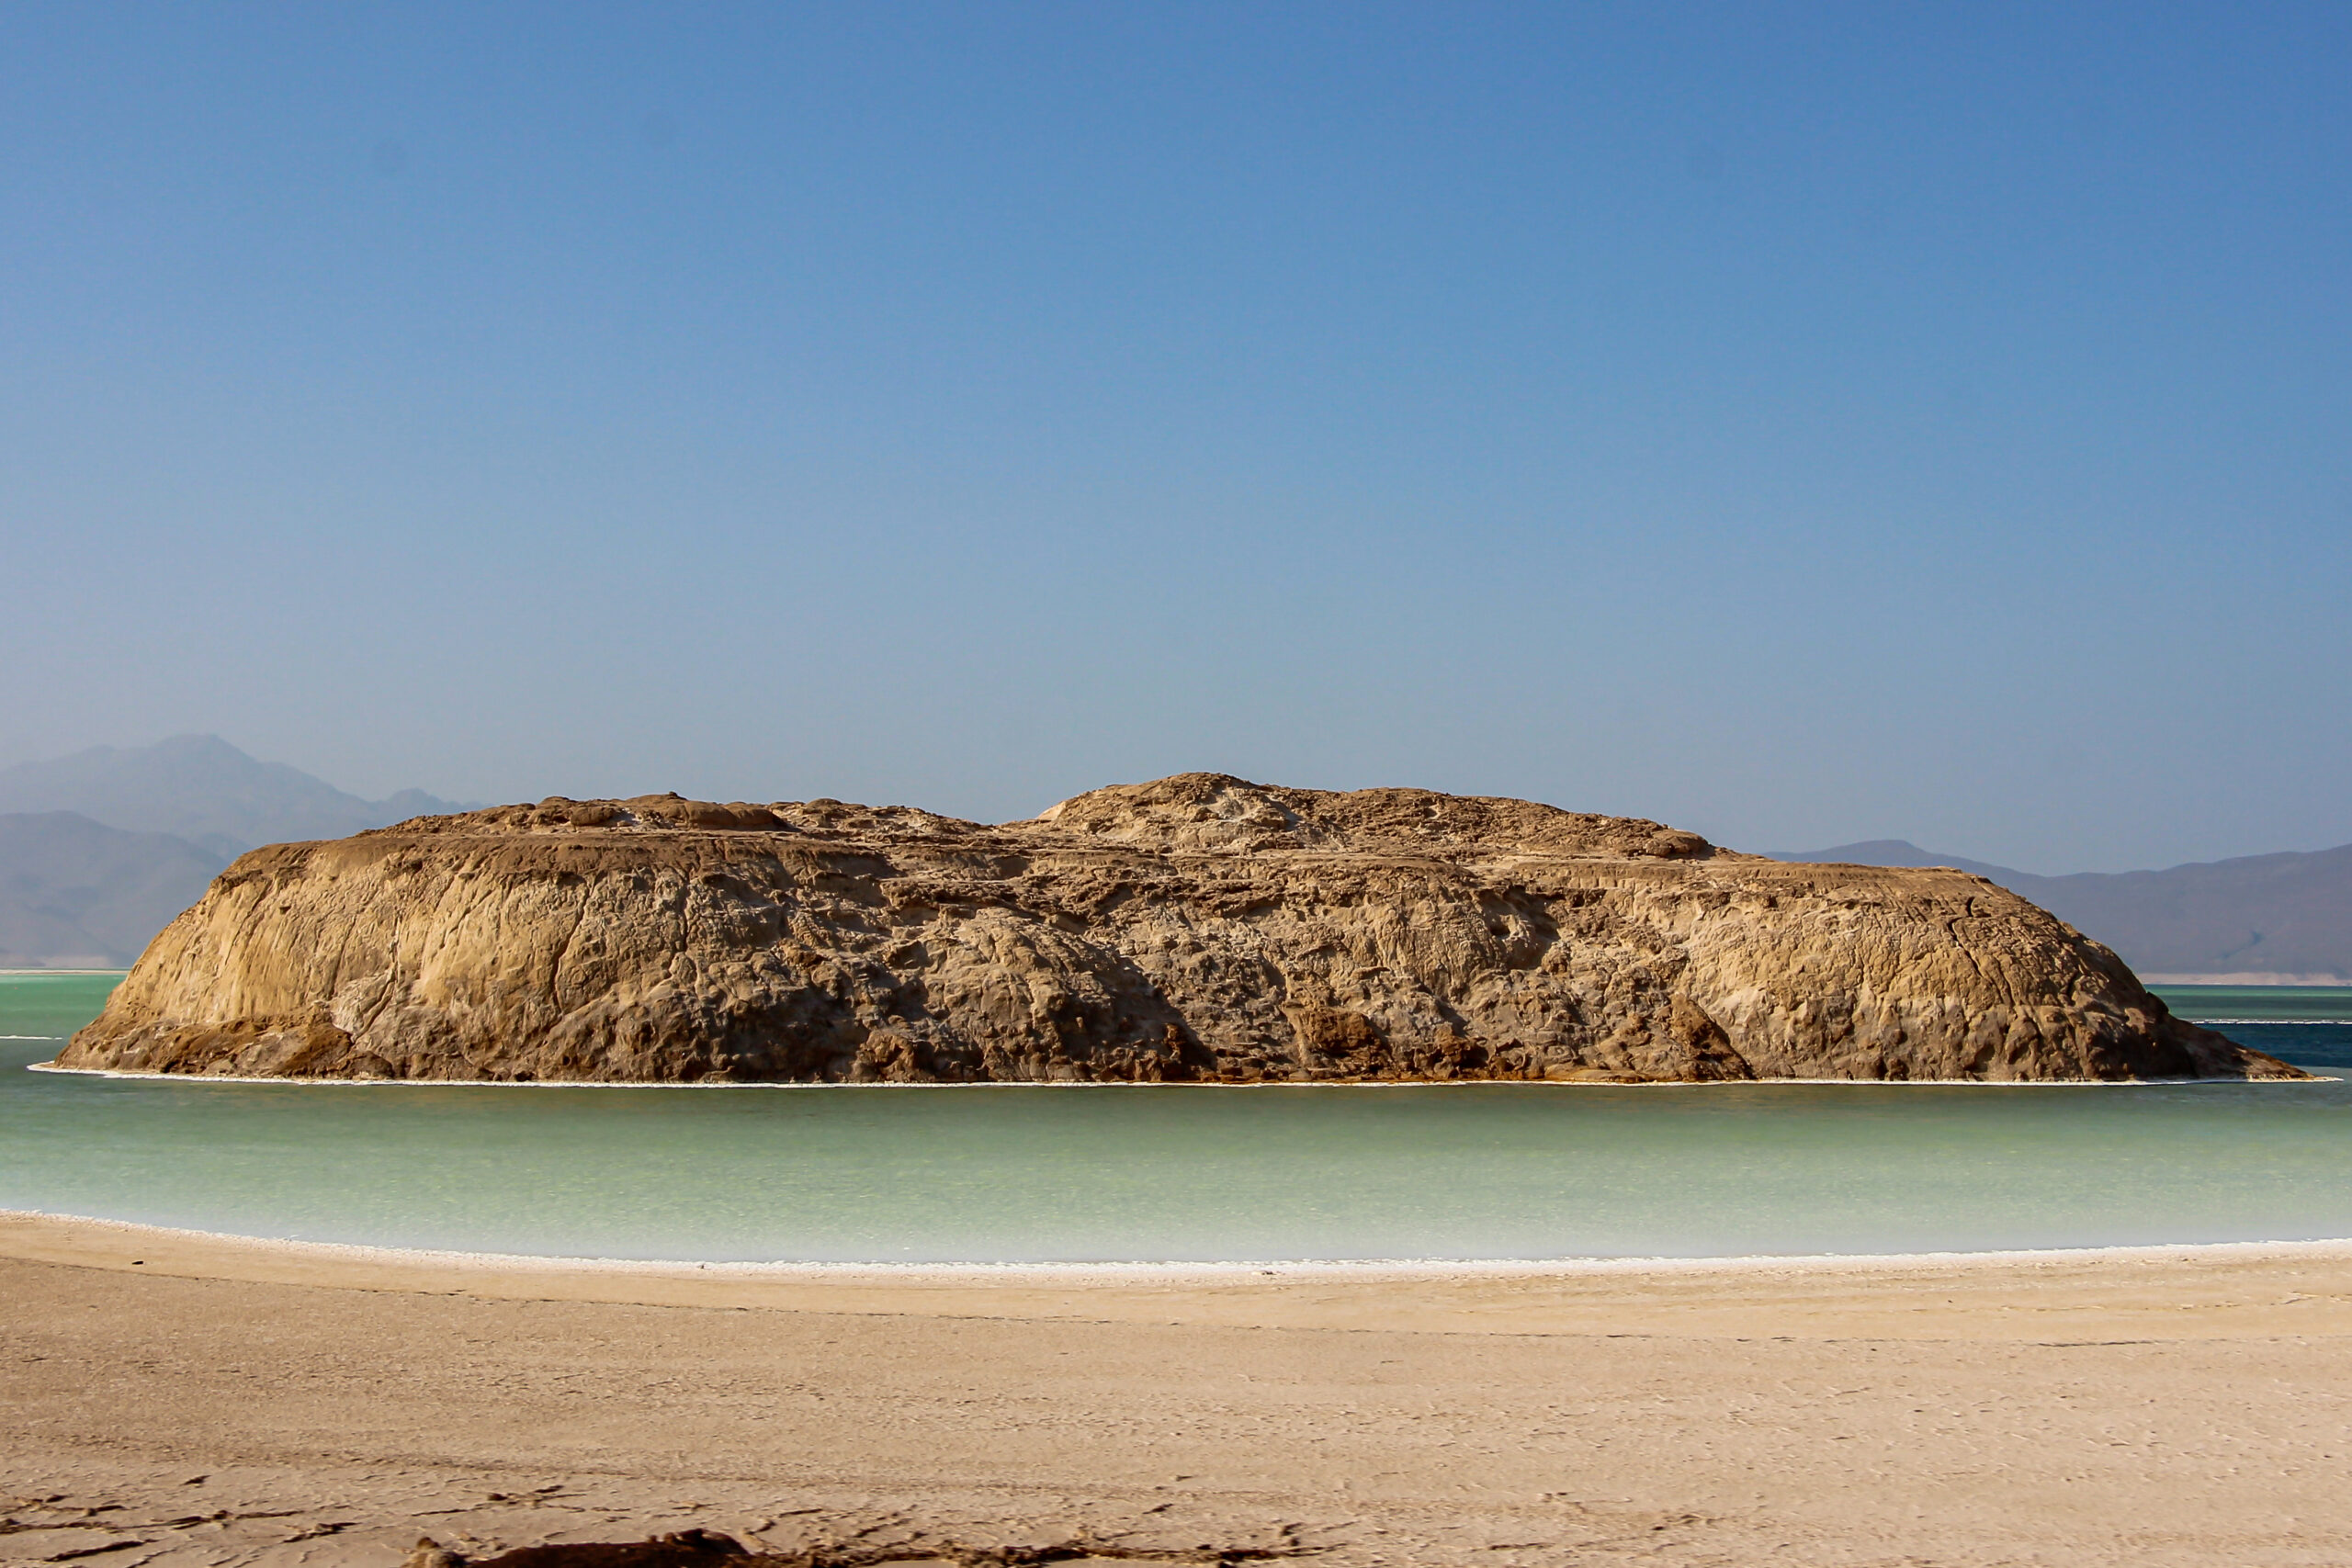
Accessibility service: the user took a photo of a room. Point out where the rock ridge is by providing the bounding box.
[61,773,2301,1084]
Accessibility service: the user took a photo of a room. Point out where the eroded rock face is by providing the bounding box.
[60,773,2301,1084]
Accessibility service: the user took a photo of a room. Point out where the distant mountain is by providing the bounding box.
[1772,840,2352,984]
[0,735,471,858]
[0,812,227,967]
[1767,838,2022,883]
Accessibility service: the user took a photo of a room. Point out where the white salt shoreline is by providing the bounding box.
[9,1206,2352,1283]
[27,1059,2334,1088]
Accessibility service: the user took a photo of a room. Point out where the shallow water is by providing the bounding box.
[5,972,2350,1264]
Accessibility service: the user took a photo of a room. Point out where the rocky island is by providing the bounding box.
[58,773,2299,1083]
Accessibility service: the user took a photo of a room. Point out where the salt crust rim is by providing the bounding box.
[23,1061,2338,1088]
[8,1207,2352,1282]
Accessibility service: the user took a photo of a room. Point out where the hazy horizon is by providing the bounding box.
[6,6,2347,874]
[8,730,2348,880]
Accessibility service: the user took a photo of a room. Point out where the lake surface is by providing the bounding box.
[5,972,2350,1264]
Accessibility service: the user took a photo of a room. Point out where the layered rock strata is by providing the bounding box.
[60,773,2301,1083]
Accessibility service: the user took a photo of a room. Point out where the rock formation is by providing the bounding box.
[59,773,2301,1084]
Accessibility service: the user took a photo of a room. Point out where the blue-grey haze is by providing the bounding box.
[3,5,2347,873]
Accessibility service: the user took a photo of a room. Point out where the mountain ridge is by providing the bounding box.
[0,735,473,859]
[0,737,470,965]
[0,813,228,967]
[8,739,2345,985]
[1772,840,2352,983]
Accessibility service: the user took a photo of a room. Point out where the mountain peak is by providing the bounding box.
[0,737,471,856]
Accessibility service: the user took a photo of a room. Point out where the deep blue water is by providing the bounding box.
[2150,985,2352,1070]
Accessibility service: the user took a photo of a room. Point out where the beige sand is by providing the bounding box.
[6,1214,2352,1565]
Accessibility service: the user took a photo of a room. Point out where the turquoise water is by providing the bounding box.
[5,971,2351,1264]
[2155,985,2352,1070]
[2157,985,2352,1023]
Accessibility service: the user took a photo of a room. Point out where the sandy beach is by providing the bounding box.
[5,1214,2351,1565]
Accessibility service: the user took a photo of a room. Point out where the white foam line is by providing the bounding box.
[9,1208,2352,1280]
[27,1061,2339,1089]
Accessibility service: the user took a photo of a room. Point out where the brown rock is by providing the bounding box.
[470,1531,748,1566]
[59,773,2301,1084]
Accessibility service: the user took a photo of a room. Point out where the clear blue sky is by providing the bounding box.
[4,3,2346,872]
